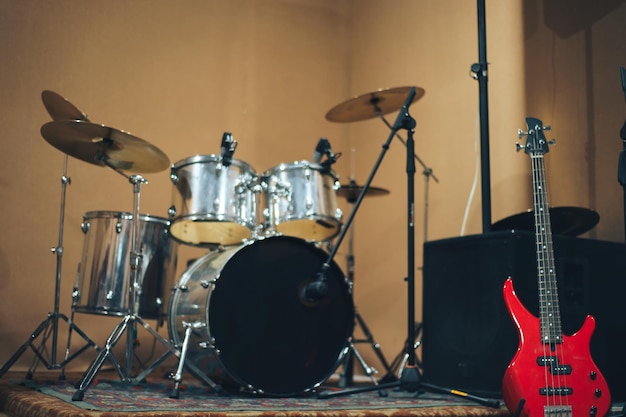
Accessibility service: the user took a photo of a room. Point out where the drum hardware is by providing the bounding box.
[335,180,393,391]
[36,109,199,400]
[71,171,206,401]
[347,89,438,377]
[0,91,99,380]
[169,320,205,399]
[317,87,498,408]
[311,86,437,399]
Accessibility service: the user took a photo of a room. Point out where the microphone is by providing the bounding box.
[300,279,329,303]
[312,138,330,163]
[220,132,237,167]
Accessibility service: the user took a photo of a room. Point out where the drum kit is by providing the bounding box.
[0,85,434,400]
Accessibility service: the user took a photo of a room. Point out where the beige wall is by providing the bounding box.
[0,0,624,386]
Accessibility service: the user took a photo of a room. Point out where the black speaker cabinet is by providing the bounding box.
[422,230,626,400]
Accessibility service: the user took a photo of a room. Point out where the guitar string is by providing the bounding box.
[532,147,569,411]
[531,152,554,409]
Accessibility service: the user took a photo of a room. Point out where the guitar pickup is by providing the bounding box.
[540,387,573,396]
[536,356,572,375]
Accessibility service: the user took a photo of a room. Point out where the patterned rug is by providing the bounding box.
[0,373,511,417]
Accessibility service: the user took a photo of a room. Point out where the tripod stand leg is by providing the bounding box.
[340,308,393,388]
[354,310,393,375]
[73,316,131,401]
[0,316,50,377]
[169,322,194,399]
[0,312,99,379]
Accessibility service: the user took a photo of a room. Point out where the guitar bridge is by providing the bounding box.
[544,405,572,417]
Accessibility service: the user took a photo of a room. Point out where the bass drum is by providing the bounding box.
[168,236,354,396]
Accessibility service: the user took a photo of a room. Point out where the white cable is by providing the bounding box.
[460,109,481,236]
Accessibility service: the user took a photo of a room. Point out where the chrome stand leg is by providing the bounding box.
[169,321,202,398]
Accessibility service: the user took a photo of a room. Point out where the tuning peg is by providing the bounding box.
[544,125,552,131]
[515,142,525,152]
[517,129,526,139]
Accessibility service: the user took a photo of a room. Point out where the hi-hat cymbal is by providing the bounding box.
[325,86,425,123]
[337,181,390,203]
[491,206,600,237]
[40,120,170,173]
[41,90,89,121]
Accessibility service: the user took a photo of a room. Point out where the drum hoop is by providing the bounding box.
[264,160,326,174]
[172,154,256,174]
[83,210,170,225]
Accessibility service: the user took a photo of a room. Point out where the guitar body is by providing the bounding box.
[502,278,611,417]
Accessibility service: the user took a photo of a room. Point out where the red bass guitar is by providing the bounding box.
[502,117,611,417]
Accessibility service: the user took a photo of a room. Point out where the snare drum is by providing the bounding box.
[167,236,354,396]
[262,161,342,242]
[74,211,178,319]
[169,155,258,247]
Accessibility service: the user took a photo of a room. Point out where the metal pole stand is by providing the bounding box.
[71,174,220,401]
[0,155,99,380]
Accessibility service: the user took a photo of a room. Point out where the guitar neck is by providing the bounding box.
[529,135,563,346]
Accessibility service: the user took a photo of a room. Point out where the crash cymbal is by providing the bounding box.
[325,86,425,123]
[491,206,600,237]
[41,90,89,121]
[40,120,170,173]
[337,181,390,203]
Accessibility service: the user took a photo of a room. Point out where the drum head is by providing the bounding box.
[208,236,353,396]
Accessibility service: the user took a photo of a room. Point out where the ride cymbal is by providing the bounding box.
[337,181,390,203]
[41,90,89,121]
[325,86,425,123]
[40,120,170,173]
[491,206,600,237]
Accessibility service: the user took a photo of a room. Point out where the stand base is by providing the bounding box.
[0,312,98,379]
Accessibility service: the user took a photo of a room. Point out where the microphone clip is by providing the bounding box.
[220,132,237,167]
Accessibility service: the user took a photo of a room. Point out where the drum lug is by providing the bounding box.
[178,285,189,292]
[335,207,343,221]
[212,198,220,211]
[200,280,213,289]
[304,168,311,181]
[168,205,177,218]
[198,339,215,349]
[80,220,90,234]
[333,180,341,191]
[170,170,179,185]
[115,220,122,234]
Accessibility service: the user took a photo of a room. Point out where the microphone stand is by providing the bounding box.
[312,88,500,408]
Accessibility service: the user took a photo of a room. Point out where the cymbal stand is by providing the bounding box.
[0,154,98,379]
[338,191,393,390]
[71,167,218,401]
[314,88,499,408]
